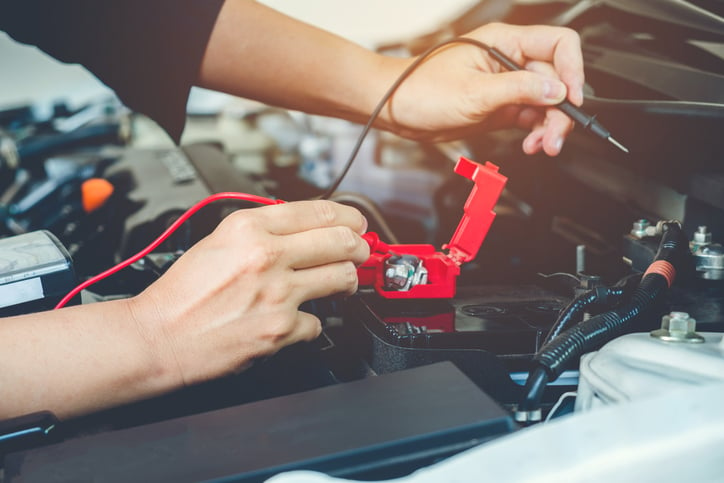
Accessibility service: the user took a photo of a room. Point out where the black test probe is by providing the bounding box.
[486,46,629,153]
[321,37,629,199]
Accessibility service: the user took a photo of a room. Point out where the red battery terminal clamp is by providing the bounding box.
[358,157,507,299]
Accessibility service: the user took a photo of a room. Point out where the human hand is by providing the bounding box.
[379,22,584,156]
[128,200,369,387]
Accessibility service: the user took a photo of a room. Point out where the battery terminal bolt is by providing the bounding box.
[689,226,724,280]
[692,226,712,246]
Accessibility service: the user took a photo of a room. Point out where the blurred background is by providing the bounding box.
[2,3,724,478]
[0,0,478,119]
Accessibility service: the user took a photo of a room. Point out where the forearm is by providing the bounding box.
[0,298,179,421]
[199,4,584,151]
[198,0,405,125]
[0,200,369,421]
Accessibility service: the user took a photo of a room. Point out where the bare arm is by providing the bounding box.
[198,1,585,155]
[0,298,176,420]
[0,201,369,420]
[0,2,586,420]
[197,0,391,126]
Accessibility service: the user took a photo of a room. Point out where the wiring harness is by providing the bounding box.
[516,222,690,422]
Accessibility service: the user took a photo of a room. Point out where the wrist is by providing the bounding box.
[367,53,457,142]
[365,54,416,134]
[124,295,186,394]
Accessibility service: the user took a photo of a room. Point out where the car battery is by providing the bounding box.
[343,284,571,404]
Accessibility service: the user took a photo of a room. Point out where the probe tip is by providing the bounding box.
[607,136,629,153]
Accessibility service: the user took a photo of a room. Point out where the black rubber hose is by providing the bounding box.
[519,222,687,413]
[542,285,625,346]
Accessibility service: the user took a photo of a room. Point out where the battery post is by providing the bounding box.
[359,157,507,299]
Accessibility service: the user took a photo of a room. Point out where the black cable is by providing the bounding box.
[519,366,549,418]
[319,37,494,200]
[541,272,641,346]
[328,191,401,244]
[534,275,667,378]
[484,47,628,152]
[518,222,688,415]
[320,36,632,199]
[541,285,624,346]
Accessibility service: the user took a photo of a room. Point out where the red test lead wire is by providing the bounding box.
[54,192,284,309]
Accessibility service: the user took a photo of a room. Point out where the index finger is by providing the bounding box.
[251,199,368,236]
[520,25,584,106]
[483,23,585,106]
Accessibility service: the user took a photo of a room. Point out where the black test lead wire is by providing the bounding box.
[486,46,630,153]
[320,37,629,200]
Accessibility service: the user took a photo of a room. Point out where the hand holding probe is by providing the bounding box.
[486,47,629,153]
[320,35,629,200]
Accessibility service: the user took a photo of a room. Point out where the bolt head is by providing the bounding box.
[693,227,712,245]
[664,312,695,334]
[651,311,705,343]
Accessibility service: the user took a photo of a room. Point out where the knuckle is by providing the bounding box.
[312,200,338,226]
[334,226,359,254]
[340,261,359,293]
[222,209,262,236]
[561,27,581,46]
[514,73,535,100]
[293,315,322,343]
[240,242,281,273]
[264,278,294,305]
[266,314,296,341]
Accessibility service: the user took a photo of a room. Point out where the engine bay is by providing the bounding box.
[1,1,724,481]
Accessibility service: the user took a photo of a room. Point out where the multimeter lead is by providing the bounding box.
[606,135,629,153]
[487,47,629,153]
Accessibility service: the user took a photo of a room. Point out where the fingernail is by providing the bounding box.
[544,80,566,102]
[554,137,564,152]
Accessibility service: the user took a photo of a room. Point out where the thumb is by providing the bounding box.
[479,70,567,110]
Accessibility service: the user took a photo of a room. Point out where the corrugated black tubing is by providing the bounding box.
[541,285,625,347]
[519,222,687,413]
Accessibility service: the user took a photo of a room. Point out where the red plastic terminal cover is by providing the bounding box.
[358,157,507,299]
[443,157,507,265]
